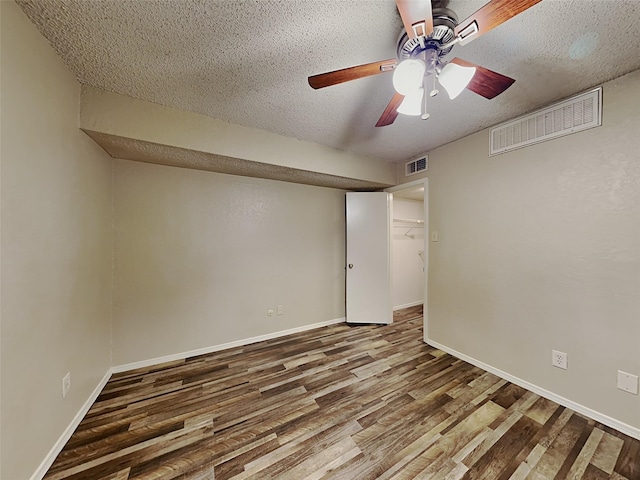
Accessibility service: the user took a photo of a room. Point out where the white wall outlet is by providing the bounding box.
[552,350,568,369]
[617,370,639,395]
[267,309,274,317]
[277,305,284,315]
[62,372,71,398]
[431,231,439,242]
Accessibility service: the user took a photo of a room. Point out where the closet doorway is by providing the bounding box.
[386,179,428,338]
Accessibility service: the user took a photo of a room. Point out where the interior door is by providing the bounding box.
[346,192,393,324]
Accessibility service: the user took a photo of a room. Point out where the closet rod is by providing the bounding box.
[393,218,424,225]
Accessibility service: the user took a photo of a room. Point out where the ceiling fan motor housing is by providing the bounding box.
[397,8,458,62]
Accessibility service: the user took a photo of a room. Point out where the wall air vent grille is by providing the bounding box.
[490,87,602,156]
[405,156,428,176]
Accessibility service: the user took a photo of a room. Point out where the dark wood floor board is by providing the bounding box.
[567,427,607,480]
[215,397,318,439]
[410,361,479,400]
[526,413,589,479]
[441,372,504,416]
[554,419,597,479]
[212,403,320,464]
[129,388,256,431]
[79,385,213,432]
[50,420,186,473]
[398,444,451,479]
[212,436,281,479]
[109,359,190,382]
[583,463,612,480]
[375,425,444,480]
[66,419,143,450]
[253,360,349,395]
[462,414,539,479]
[495,402,565,480]
[357,422,451,478]
[100,376,145,393]
[490,391,540,431]
[89,381,186,414]
[614,435,640,480]
[299,367,354,391]
[46,421,215,480]
[240,419,362,479]
[127,440,218,480]
[44,306,640,479]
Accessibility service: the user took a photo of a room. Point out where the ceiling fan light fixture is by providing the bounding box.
[397,87,424,116]
[392,59,426,95]
[438,63,476,99]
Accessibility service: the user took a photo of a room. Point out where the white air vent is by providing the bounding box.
[405,156,428,176]
[490,87,602,156]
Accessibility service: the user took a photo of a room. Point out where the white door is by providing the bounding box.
[346,192,393,324]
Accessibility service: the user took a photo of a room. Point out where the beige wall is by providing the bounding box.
[112,159,346,365]
[0,2,114,479]
[424,70,640,430]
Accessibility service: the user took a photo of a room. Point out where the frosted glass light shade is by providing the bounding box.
[392,59,425,95]
[397,88,424,116]
[438,63,476,99]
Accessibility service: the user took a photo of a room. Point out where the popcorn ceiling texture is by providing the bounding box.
[17,0,640,164]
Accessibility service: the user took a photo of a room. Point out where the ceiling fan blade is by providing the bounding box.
[375,93,405,127]
[396,0,434,39]
[308,59,397,89]
[451,57,515,99]
[454,0,542,45]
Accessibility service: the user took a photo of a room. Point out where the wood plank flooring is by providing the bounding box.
[44,306,640,479]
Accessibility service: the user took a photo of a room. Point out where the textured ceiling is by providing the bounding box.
[17,0,640,164]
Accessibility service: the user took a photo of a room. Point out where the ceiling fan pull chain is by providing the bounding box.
[430,74,439,97]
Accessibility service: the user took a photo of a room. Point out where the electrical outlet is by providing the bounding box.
[277,305,284,315]
[62,372,71,398]
[267,309,274,317]
[552,350,568,370]
[617,371,639,395]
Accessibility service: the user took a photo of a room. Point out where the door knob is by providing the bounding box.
[348,264,354,269]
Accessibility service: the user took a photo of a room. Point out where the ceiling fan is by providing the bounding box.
[308,0,542,127]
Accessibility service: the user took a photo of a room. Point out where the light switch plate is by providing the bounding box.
[617,371,639,395]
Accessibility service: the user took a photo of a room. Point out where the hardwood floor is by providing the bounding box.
[44,306,640,480]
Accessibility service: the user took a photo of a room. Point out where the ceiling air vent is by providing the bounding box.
[490,87,602,156]
[405,156,428,176]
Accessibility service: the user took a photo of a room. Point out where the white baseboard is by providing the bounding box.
[426,339,640,441]
[43,320,634,480]
[31,317,347,479]
[30,368,113,480]
[393,301,423,311]
[112,317,347,374]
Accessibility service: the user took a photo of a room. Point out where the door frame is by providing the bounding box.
[385,177,429,341]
